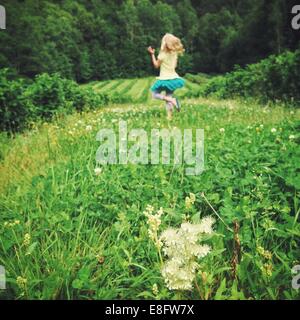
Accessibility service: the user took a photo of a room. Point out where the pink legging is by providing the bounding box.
[152,90,174,112]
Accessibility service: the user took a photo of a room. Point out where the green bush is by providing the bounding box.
[201,50,300,104]
[23,73,106,119]
[0,71,108,132]
[23,73,72,120]
[0,69,29,132]
[108,93,133,104]
[25,73,114,116]
[185,73,212,85]
[62,82,108,112]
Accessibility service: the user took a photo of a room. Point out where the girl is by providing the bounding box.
[148,33,185,120]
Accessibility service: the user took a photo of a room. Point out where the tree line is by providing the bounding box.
[0,0,298,82]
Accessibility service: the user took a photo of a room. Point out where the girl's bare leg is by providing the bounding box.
[152,91,176,106]
[166,92,174,120]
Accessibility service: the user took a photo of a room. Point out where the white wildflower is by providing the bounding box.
[144,206,164,247]
[162,260,195,291]
[152,283,159,296]
[4,220,21,228]
[189,193,196,203]
[185,193,196,209]
[16,276,27,290]
[94,167,102,176]
[159,216,215,291]
[289,135,295,140]
[219,128,225,133]
[193,244,211,258]
[145,205,154,214]
[23,233,31,246]
[196,216,215,234]
[160,228,178,243]
[271,128,277,133]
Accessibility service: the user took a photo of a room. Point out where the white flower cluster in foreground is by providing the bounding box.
[185,193,196,209]
[159,216,215,291]
[143,205,164,247]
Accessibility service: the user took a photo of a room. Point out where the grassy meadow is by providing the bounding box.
[0,76,300,300]
[83,76,200,103]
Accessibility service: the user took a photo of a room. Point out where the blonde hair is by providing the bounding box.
[160,33,185,55]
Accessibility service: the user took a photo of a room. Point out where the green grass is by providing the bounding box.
[86,76,191,103]
[185,80,201,91]
[94,79,121,93]
[127,78,151,101]
[115,79,135,94]
[92,80,110,92]
[0,77,300,300]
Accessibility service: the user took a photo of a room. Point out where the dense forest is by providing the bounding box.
[0,0,299,82]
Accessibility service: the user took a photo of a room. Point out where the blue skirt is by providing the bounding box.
[150,78,185,93]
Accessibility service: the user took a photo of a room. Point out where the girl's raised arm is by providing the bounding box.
[147,47,161,69]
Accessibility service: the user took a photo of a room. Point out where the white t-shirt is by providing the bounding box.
[157,51,180,80]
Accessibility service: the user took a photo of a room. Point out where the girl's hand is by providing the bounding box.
[147,46,155,55]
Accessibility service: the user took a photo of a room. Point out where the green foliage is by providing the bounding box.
[0,97,299,300]
[201,50,300,104]
[0,69,28,132]
[185,73,212,85]
[2,46,298,134]
[0,0,299,301]
[24,73,108,117]
[74,48,300,105]
[1,0,297,80]
[24,73,75,119]
[0,70,109,132]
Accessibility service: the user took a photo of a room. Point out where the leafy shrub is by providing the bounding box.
[0,69,29,132]
[23,73,106,119]
[201,50,300,104]
[63,82,108,112]
[0,71,110,132]
[185,73,212,85]
[107,92,133,104]
[85,89,111,110]
[23,73,72,119]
